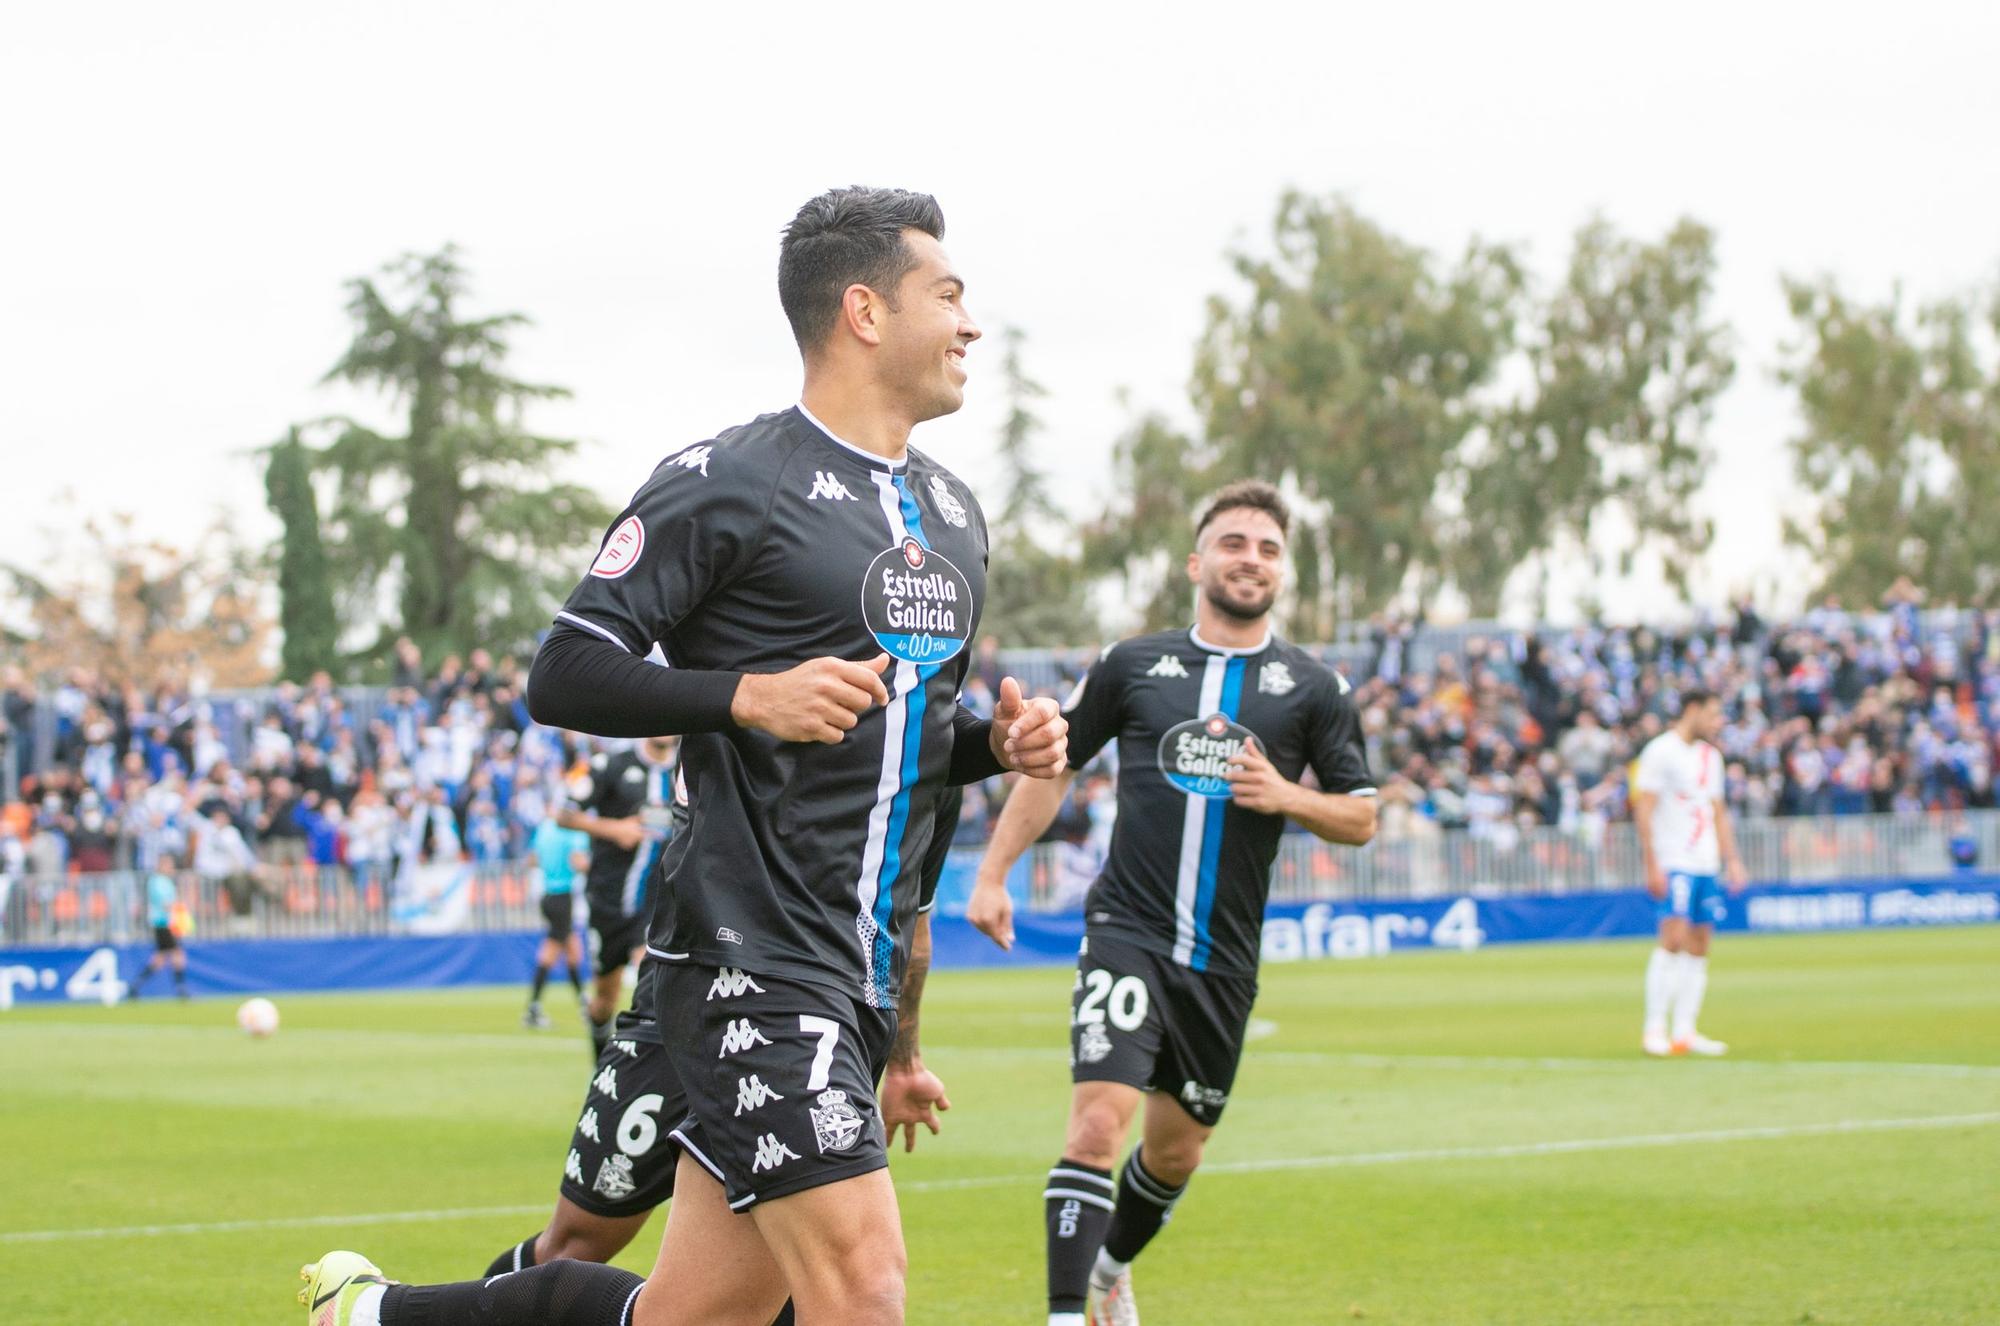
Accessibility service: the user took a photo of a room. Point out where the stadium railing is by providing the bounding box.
[5,810,1993,948]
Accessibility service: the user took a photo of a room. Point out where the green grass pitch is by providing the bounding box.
[3,928,1998,1324]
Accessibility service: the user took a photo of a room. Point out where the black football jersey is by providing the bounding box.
[569,746,676,917]
[554,406,988,1009]
[1062,627,1375,976]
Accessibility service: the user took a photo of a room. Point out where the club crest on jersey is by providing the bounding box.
[589,516,645,580]
[809,1089,865,1154]
[592,1153,637,1201]
[928,473,969,527]
[862,539,973,664]
[1258,661,1296,696]
[1157,713,1258,799]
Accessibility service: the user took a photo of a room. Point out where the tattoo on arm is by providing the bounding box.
[890,922,932,1068]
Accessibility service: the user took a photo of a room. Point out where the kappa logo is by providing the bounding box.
[577,1107,602,1144]
[928,473,969,527]
[593,1153,638,1201]
[669,445,713,477]
[716,927,744,945]
[592,1066,619,1101]
[563,1148,584,1185]
[707,968,766,1001]
[1258,660,1296,696]
[807,470,857,501]
[1078,1023,1114,1064]
[718,1018,772,1057]
[614,1040,638,1058]
[809,1089,865,1154]
[751,1133,801,1174]
[1336,670,1352,695]
[734,1074,785,1117]
[1146,655,1189,679]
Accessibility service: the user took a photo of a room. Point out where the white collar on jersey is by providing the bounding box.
[796,402,907,471]
[1188,624,1273,657]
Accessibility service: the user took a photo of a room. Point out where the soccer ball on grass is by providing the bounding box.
[236,997,281,1037]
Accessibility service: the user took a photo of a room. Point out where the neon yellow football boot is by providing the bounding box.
[298,1250,392,1326]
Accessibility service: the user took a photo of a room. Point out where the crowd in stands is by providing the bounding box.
[4,580,1998,897]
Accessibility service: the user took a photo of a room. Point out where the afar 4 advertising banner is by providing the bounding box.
[3,874,1997,1008]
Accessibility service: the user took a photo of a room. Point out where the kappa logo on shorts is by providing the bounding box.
[564,1148,584,1185]
[592,1153,638,1201]
[577,1107,602,1143]
[1180,1081,1229,1112]
[1078,1024,1114,1064]
[718,1019,772,1057]
[592,1065,619,1101]
[735,1074,785,1117]
[707,968,766,1001]
[809,1089,865,1154]
[751,1133,801,1174]
[614,1040,638,1058]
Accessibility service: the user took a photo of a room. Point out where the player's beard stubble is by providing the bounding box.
[1203,573,1276,624]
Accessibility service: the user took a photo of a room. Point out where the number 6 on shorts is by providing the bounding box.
[800,1014,841,1090]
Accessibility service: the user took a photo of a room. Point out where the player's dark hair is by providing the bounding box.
[1194,479,1291,544]
[1679,688,1717,715]
[779,187,946,352]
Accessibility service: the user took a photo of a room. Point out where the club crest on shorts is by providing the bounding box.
[928,473,968,528]
[862,539,972,664]
[1077,1023,1114,1064]
[1157,713,1257,798]
[809,1088,865,1154]
[592,1153,637,1201]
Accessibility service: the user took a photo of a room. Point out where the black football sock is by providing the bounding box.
[171,967,188,995]
[382,1261,642,1326]
[530,966,550,1004]
[1044,1157,1115,1313]
[566,963,584,994]
[481,1233,541,1279]
[1101,1145,1188,1267]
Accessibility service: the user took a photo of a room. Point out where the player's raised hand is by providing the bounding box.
[879,1062,952,1152]
[1225,737,1294,815]
[731,654,892,744]
[990,676,1068,778]
[967,874,1016,950]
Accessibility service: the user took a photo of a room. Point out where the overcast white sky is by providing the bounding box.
[3,1,1996,625]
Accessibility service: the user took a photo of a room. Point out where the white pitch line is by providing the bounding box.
[7,1112,1996,1245]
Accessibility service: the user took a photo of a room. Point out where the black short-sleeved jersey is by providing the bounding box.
[570,746,677,917]
[555,406,987,1009]
[1062,627,1375,976]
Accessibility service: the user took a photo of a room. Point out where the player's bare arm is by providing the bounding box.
[1224,739,1377,845]
[968,769,1076,950]
[880,911,951,1153]
[556,808,645,853]
[728,654,892,744]
[1632,791,1664,897]
[1714,797,1748,891]
[988,675,1068,778]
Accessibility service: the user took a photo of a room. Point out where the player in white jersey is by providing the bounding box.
[1632,689,1747,1057]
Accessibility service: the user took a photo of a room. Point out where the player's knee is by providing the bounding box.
[1144,1137,1204,1184]
[1065,1105,1125,1167]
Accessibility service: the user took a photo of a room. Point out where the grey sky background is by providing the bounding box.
[4,1,1995,627]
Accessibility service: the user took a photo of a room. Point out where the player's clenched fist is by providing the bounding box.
[989,676,1068,779]
[731,654,893,744]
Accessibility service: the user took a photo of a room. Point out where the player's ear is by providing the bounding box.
[1186,549,1201,584]
[842,284,885,347]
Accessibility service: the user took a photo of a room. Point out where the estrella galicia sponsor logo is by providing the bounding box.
[809,1089,865,1154]
[861,539,973,664]
[1157,713,1257,799]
